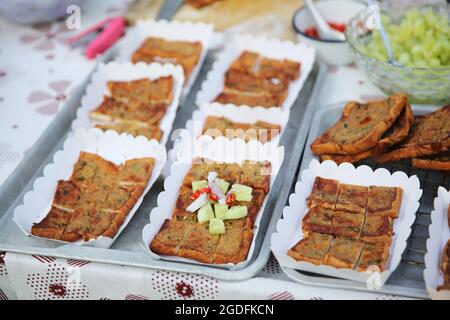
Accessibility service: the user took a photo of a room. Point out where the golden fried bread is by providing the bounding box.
[150,219,192,256]
[331,211,364,239]
[288,233,333,265]
[302,207,335,236]
[95,121,163,142]
[306,176,339,209]
[376,104,450,163]
[320,104,414,164]
[31,207,74,240]
[335,183,368,214]
[178,224,220,264]
[119,157,154,186]
[360,215,393,243]
[311,93,407,155]
[356,240,391,272]
[214,91,284,108]
[240,160,271,193]
[324,237,364,269]
[366,186,403,219]
[213,225,253,264]
[411,151,450,171]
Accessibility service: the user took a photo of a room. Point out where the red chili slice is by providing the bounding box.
[209,193,219,201]
[226,193,236,206]
[200,187,211,194]
[191,189,202,200]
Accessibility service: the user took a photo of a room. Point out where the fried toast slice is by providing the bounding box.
[214,90,284,108]
[213,220,254,264]
[320,103,414,164]
[335,183,368,214]
[366,186,403,219]
[150,219,192,256]
[323,237,364,269]
[376,104,450,163]
[31,207,74,240]
[95,121,163,142]
[360,215,393,243]
[306,176,340,209]
[178,224,221,264]
[411,151,450,171]
[302,206,335,236]
[331,211,365,239]
[355,240,391,272]
[311,93,407,155]
[224,69,289,96]
[288,233,333,265]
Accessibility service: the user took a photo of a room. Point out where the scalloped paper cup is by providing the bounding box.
[424,187,450,300]
[13,128,167,248]
[115,19,213,95]
[196,34,315,110]
[182,102,289,146]
[142,136,285,269]
[71,61,184,146]
[271,159,422,285]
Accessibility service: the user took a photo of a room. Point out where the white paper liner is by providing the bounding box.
[142,136,285,269]
[195,34,316,110]
[424,186,450,300]
[271,159,422,285]
[71,61,184,146]
[115,19,213,96]
[183,102,289,146]
[13,128,167,248]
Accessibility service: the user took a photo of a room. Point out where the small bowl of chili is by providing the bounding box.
[292,0,367,66]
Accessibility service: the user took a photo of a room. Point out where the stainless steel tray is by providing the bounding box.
[0,45,327,280]
[283,103,448,299]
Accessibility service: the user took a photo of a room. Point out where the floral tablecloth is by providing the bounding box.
[0,0,412,300]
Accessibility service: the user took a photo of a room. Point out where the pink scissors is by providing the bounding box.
[67,17,125,59]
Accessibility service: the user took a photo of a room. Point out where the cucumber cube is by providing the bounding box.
[192,180,208,192]
[231,183,253,195]
[215,178,230,194]
[225,206,248,220]
[234,192,253,202]
[209,218,225,235]
[214,204,228,220]
[197,203,214,224]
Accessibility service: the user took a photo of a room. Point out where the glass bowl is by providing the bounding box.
[345,9,450,105]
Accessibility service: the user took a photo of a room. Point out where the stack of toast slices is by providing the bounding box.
[214,51,301,108]
[89,77,174,141]
[311,93,450,172]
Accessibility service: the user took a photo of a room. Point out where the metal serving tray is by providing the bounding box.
[282,103,448,299]
[0,44,327,280]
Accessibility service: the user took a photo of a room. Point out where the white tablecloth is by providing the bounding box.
[0,0,412,300]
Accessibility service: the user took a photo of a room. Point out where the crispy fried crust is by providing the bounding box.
[96,122,163,142]
[319,104,414,164]
[150,219,191,256]
[335,183,368,214]
[31,207,73,240]
[119,157,155,186]
[214,91,283,108]
[302,207,335,236]
[411,151,450,171]
[360,215,393,243]
[288,233,333,265]
[366,186,403,219]
[356,240,391,272]
[306,176,340,209]
[324,237,364,269]
[178,224,220,264]
[311,93,407,155]
[376,104,450,163]
[331,211,364,239]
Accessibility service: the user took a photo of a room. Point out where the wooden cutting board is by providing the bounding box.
[125,0,303,41]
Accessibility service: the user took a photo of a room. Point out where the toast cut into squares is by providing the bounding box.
[178,224,220,264]
[356,240,391,272]
[366,186,403,219]
[89,96,167,126]
[302,207,335,236]
[107,76,173,106]
[240,160,271,193]
[213,224,254,264]
[119,157,154,187]
[335,183,368,214]
[360,215,393,243]
[52,180,82,211]
[331,211,364,239]
[95,121,163,142]
[131,37,202,82]
[214,91,283,108]
[324,237,364,269]
[150,219,192,257]
[288,233,333,265]
[224,69,289,96]
[306,176,340,209]
[31,207,74,240]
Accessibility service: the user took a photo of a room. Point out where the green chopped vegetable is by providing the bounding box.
[198,203,214,224]
[225,206,248,220]
[192,180,208,192]
[209,218,225,235]
[214,203,228,220]
[231,183,253,195]
[215,178,230,194]
[234,192,253,202]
